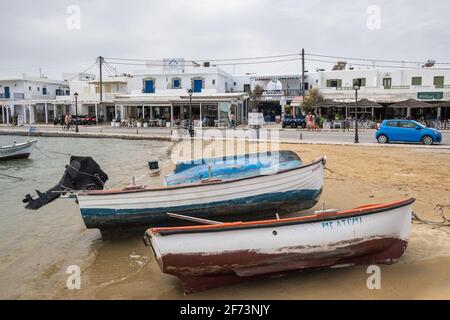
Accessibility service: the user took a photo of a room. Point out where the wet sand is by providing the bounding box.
[4,138,448,299]
[52,142,449,300]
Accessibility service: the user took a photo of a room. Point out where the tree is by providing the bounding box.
[250,84,264,111]
[302,88,324,113]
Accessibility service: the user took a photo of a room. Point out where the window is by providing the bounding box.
[233,82,236,86]
[434,76,444,88]
[353,78,366,87]
[412,77,422,86]
[212,79,216,85]
[386,121,399,127]
[42,87,47,95]
[29,86,32,91]
[37,87,40,92]
[399,121,416,128]
[172,78,181,89]
[383,78,392,89]
[326,79,342,88]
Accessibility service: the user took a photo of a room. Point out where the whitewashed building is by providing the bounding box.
[112,59,250,127]
[0,75,70,124]
[308,64,450,120]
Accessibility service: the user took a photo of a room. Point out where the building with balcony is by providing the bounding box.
[109,59,250,127]
[65,73,132,122]
[308,65,450,121]
[0,75,70,124]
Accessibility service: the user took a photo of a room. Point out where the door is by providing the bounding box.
[383,78,392,89]
[193,79,203,93]
[4,86,10,99]
[385,120,401,141]
[398,121,421,142]
[144,80,155,93]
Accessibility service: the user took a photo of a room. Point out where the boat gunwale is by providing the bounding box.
[148,198,415,236]
[78,156,325,196]
[0,139,37,150]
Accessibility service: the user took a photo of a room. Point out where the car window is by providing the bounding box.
[399,121,416,128]
[386,121,399,127]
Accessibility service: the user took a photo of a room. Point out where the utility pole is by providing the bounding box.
[301,48,305,101]
[98,56,103,103]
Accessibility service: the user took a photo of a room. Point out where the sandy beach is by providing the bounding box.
[44,140,449,300]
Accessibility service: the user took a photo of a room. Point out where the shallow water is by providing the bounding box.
[0,135,172,299]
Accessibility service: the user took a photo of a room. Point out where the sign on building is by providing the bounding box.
[417,92,443,100]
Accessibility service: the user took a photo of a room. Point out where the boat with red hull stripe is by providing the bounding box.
[145,198,415,294]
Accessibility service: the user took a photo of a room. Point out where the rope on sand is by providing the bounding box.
[325,167,450,235]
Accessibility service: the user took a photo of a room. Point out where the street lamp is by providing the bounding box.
[74,92,79,133]
[187,89,194,137]
[187,89,193,121]
[353,82,360,143]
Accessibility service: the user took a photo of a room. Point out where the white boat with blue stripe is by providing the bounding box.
[76,156,326,233]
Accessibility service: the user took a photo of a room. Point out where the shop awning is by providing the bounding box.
[290,96,303,107]
[344,98,383,108]
[315,99,346,108]
[389,98,433,109]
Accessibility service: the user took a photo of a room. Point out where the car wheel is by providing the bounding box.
[377,134,388,144]
[282,123,286,128]
[290,122,297,129]
[422,135,433,145]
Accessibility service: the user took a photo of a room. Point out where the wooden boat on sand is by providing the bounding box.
[0,140,37,160]
[76,156,326,233]
[165,150,302,186]
[144,198,415,294]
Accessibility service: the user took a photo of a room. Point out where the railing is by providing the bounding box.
[262,89,303,96]
[13,93,25,99]
[0,93,25,99]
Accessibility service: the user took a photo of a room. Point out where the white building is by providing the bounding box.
[108,59,250,126]
[0,74,70,124]
[308,64,450,120]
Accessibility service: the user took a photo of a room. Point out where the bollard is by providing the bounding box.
[136,128,139,135]
[300,133,303,140]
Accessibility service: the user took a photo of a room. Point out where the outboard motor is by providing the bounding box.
[23,156,108,210]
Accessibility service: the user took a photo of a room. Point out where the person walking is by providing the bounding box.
[64,113,72,130]
[306,112,313,131]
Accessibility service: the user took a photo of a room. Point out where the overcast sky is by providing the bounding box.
[1,0,449,79]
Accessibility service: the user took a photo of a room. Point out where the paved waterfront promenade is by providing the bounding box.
[1,124,449,148]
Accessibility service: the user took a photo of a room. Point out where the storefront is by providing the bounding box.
[113,93,249,127]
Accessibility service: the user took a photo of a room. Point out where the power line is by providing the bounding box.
[105,57,302,67]
[104,53,301,63]
[305,57,450,70]
[67,61,98,81]
[307,53,450,66]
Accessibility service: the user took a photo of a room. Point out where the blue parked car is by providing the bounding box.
[375,120,442,145]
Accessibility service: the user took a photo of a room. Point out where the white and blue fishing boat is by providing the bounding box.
[165,150,302,186]
[76,156,326,234]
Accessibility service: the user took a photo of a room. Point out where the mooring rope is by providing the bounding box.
[67,164,106,187]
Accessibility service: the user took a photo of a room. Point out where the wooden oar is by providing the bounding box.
[166,212,222,225]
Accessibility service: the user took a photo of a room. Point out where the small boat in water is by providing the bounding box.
[76,156,326,233]
[0,140,37,160]
[144,198,415,294]
[165,151,302,186]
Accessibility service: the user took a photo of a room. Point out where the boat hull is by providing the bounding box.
[77,157,325,232]
[147,198,414,293]
[0,140,37,160]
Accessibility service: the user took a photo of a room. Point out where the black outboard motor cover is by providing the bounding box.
[23,156,108,210]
